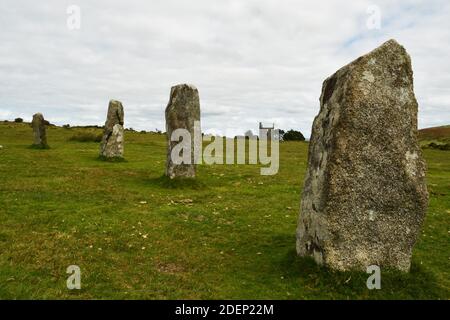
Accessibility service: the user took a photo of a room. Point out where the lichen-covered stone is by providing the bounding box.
[31,113,49,148]
[165,84,201,179]
[100,100,124,158]
[296,39,428,272]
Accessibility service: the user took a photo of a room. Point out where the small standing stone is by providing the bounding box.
[165,84,201,179]
[31,113,49,148]
[99,100,124,159]
[296,39,428,272]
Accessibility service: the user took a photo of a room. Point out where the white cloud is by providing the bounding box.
[0,0,449,137]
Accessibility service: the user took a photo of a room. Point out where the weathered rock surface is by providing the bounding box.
[165,84,201,179]
[31,113,49,148]
[296,39,428,272]
[100,100,124,158]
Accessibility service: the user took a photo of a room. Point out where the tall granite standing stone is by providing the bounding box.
[99,100,124,159]
[165,84,201,179]
[31,113,49,148]
[296,39,428,272]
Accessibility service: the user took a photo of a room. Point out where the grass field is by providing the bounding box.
[0,122,449,299]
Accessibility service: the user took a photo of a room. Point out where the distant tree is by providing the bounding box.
[14,118,23,123]
[278,129,285,141]
[282,129,305,141]
[244,130,254,137]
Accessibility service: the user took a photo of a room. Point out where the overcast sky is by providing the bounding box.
[0,0,449,137]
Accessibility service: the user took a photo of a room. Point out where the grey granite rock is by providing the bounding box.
[296,39,428,272]
[100,100,124,158]
[31,113,49,148]
[165,84,201,179]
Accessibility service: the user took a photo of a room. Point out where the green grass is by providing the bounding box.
[68,131,103,143]
[0,122,449,299]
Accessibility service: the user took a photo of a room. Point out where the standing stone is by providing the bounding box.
[165,84,201,179]
[31,113,49,148]
[296,39,428,272]
[100,100,124,159]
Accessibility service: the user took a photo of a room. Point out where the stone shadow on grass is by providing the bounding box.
[97,155,127,163]
[147,175,207,190]
[28,144,50,150]
[274,239,445,299]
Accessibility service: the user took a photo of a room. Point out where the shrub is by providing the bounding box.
[14,118,23,123]
[427,142,450,151]
[69,132,103,143]
[63,124,71,129]
[281,129,305,141]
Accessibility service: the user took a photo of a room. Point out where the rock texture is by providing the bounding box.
[165,84,201,179]
[296,39,428,272]
[100,100,124,158]
[31,113,49,148]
